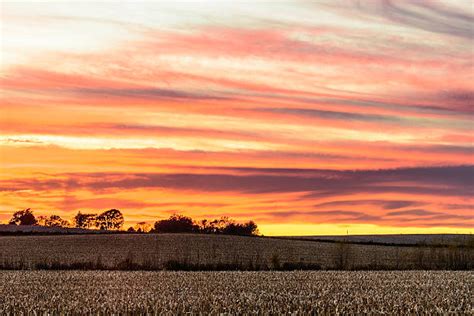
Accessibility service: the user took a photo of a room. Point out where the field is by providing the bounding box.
[0,234,472,270]
[286,234,474,246]
[0,224,102,235]
[0,271,471,314]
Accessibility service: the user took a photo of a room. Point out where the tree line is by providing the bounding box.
[138,214,259,236]
[8,208,125,230]
[6,209,259,236]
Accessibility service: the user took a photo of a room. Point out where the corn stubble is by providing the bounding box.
[1,234,472,270]
[0,271,471,314]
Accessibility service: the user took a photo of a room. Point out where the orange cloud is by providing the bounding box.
[1,1,473,234]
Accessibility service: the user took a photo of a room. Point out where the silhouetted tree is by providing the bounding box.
[200,216,233,234]
[74,212,97,229]
[222,222,257,236]
[37,214,70,227]
[215,216,234,232]
[161,215,261,236]
[127,227,136,233]
[44,215,70,227]
[9,209,37,225]
[153,214,198,233]
[95,209,124,230]
[197,217,259,236]
[243,221,259,235]
[36,215,48,226]
[198,219,215,234]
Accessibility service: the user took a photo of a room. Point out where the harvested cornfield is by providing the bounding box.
[0,271,471,314]
[0,234,472,270]
[286,234,474,246]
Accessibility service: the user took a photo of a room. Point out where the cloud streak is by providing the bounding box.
[2,165,473,198]
[1,1,473,233]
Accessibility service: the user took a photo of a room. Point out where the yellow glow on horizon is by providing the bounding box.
[259,224,474,236]
[0,135,279,152]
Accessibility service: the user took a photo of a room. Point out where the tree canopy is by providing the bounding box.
[95,209,124,230]
[5,209,258,236]
[74,212,97,229]
[9,209,37,226]
[153,214,259,236]
[37,215,70,227]
[153,214,198,233]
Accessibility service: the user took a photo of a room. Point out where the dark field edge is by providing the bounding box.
[268,236,474,248]
[0,231,123,236]
[0,261,471,271]
[0,258,324,272]
[1,262,472,272]
[1,232,473,248]
[1,248,472,271]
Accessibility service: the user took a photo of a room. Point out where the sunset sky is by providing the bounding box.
[1,0,473,235]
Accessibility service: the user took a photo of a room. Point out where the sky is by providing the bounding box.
[0,0,473,235]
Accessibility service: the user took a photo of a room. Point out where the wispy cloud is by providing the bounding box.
[1,0,472,233]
